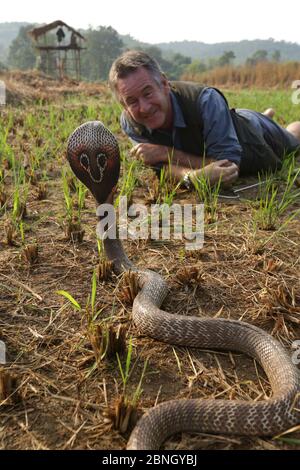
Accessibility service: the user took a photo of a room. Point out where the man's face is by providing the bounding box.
[116,67,172,130]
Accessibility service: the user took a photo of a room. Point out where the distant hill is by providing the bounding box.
[1,22,300,66]
[156,39,300,64]
[120,35,300,64]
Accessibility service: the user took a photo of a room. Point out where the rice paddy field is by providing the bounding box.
[0,73,300,450]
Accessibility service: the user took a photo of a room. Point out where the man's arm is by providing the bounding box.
[163,160,238,186]
[130,143,214,169]
[130,143,238,185]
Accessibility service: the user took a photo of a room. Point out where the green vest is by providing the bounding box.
[125,81,281,176]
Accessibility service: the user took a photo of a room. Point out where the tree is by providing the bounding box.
[246,49,268,66]
[170,52,191,78]
[218,50,235,67]
[184,59,207,75]
[8,25,36,70]
[272,50,281,62]
[135,46,191,80]
[81,26,123,81]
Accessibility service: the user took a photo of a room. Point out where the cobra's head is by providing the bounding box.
[67,121,120,204]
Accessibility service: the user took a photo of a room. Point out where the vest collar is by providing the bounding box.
[170,91,186,129]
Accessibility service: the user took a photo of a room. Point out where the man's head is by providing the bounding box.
[109,50,173,130]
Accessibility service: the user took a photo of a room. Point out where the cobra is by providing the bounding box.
[67,121,300,450]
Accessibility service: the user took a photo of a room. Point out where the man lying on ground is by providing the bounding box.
[108,50,300,188]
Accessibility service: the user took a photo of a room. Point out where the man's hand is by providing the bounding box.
[130,143,169,166]
[129,143,239,186]
[190,159,239,186]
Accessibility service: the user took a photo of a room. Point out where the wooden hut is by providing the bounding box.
[28,20,86,80]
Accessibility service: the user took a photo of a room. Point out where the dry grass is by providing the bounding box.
[182,61,300,89]
[0,73,300,450]
[0,69,107,106]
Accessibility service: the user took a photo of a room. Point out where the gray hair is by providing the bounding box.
[108,50,165,103]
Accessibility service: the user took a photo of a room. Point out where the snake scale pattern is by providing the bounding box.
[67,121,300,450]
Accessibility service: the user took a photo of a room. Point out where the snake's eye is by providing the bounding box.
[80,153,89,171]
[97,153,107,168]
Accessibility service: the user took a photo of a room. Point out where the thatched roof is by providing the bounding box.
[28,20,85,41]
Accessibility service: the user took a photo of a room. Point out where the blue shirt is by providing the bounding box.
[120,87,299,167]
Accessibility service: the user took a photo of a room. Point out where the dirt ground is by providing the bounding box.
[0,71,300,450]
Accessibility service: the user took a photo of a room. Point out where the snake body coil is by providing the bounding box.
[67,121,300,450]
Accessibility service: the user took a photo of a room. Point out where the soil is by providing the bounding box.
[0,71,299,450]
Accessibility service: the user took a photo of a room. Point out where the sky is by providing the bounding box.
[2,0,300,45]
